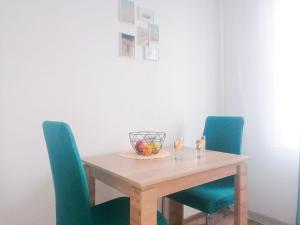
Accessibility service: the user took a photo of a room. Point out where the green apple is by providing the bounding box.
[150,142,161,154]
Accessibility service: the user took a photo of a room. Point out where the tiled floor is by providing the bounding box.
[184,208,262,225]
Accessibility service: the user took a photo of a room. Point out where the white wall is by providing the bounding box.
[0,0,221,224]
[182,0,222,147]
[220,0,299,224]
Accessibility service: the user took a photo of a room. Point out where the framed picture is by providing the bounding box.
[119,0,135,24]
[149,24,159,43]
[137,26,149,46]
[137,7,154,24]
[119,33,135,58]
[144,47,159,61]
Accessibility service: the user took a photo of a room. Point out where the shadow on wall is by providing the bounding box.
[95,181,124,204]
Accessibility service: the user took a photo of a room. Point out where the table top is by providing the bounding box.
[83,146,248,190]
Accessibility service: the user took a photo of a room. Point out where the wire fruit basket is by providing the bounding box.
[129,131,166,156]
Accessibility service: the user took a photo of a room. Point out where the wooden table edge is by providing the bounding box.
[82,156,248,193]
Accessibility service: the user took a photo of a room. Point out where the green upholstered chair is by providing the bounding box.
[168,116,244,225]
[43,121,168,225]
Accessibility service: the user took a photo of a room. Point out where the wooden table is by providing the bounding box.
[83,147,248,225]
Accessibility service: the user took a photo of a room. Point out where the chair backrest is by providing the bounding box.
[43,121,92,225]
[203,116,244,154]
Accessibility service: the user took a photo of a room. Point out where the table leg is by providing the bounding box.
[168,198,184,225]
[84,165,95,206]
[234,163,248,225]
[130,188,157,225]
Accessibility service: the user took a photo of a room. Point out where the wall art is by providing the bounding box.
[144,46,159,61]
[119,33,135,58]
[149,24,159,43]
[119,0,135,24]
[137,26,149,46]
[137,7,154,23]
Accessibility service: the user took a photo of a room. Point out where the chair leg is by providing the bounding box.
[162,196,166,215]
[205,214,210,225]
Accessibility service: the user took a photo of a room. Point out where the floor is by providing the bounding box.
[184,208,262,225]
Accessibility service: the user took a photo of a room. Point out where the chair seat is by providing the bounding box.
[168,177,235,214]
[91,197,168,225]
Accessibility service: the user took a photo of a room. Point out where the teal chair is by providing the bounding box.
[43,121,168,225]
[168,116,244,225]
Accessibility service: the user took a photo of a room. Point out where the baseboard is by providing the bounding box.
[248,210,290,225]
[183,210,290,225]
[184,212,205,224]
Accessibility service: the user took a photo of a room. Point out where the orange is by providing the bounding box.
[143,144,153,156]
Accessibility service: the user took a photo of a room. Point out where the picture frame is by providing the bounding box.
[119,0,135,24]
[144,47,159,61]
[137,7,154,24]
[119,33,135,58]
[137,26,149,46]
[149,24,159,43]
